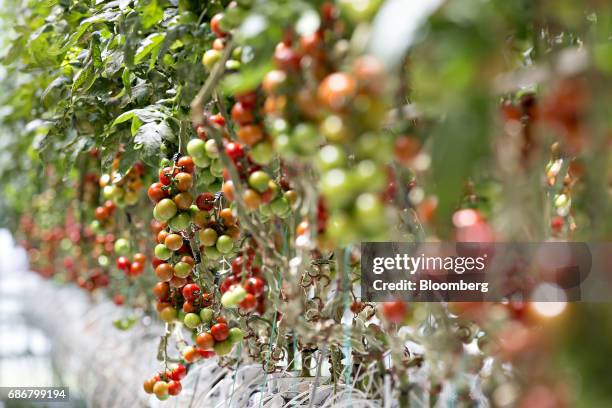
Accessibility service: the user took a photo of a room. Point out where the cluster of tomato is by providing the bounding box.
[143,363,187,400]
[98,161,145,209]
[219,245,266,313]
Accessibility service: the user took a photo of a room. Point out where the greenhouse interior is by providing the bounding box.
[0,0,611,407]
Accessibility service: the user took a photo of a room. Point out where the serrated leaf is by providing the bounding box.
[134,32,166,65]
[134,120,173,159]
[72,62,96,93]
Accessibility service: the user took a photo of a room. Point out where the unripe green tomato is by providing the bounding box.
[204,245,221,260]
[193,154,210,168]
[199,171,216,185]
[91,220,102,234]
[228,327,244,343]
[354,160,386,192]
[124,190,139,206]
[224,7,245,28]
[317,144,347,171]
[326,213,356,244]
[183,312,201,329]
[155,198,178,221]
[270,118,289,136]
[160,142,170,154]
[357,132,393,162]
[213,339,234,356]
[250,141,274,164]
[209,160,224,177]
[248,171,271,193]
[191,209,211,227]
[216,235,233,254]
[259,203,272,217]
[173,261,192,278]
[103,185,122,200]
[225,60,241,71]
[98,255,109,267]
[275,134,292,155]
[155,244,172,260]
[156,394,169,401]
[114,238,130,255]
[205,139,219,158]
[187,139,207,160]
[338,0,382,22]
[320,115,350,143]
[231,46,243,60]
[209,181,222,193]
[160,306,177,323]
[202,49,222,69]
[320,169,354,209]
[198,228,218,247]
[291,123,320,155]
[221,285,247,308]
[160,158,173,167]
[200,308,214,324]
[354,193,385,232]
[169,212,191,231]
[270,197,290,217]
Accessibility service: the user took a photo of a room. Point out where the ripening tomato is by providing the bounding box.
[231,102,255,125]
[155,263,175,282]
[170,364,186,381]
[159,167,177,186]
[318,72,357,111]
[143,378,156,394]
[173,192,193,211]
[182,283,201,302]
[148,183,168,202]
[183,301,196,313]
[133,253,146,264]
[211,323,229,341]
[175,173,193,192]
[222,181,235,202]
[130,261,144,276]
[210,13,227,37]
[196,332,215,350]
[153,282,170,299]
[208,113,225,127]
[381,300,407,324]
[236,91,257,108]
[237,124,264,146]
[177,156,195,173]
[95,206,109,221]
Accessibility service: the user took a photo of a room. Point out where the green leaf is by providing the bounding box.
[121,68,132,96]
[131,116,143,136]
[72,62,96,93]
[134,33,166,65]
[140,0,164,29]
[134,120,173,161]
[112,110,136,126]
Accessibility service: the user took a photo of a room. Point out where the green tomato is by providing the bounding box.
[202,49,222,69]
[209,159,224,177]
[319,169,354,209]
[154,198,178,221]
[259,203,272,217]
[354,193,385,232]
[275,134,292,155]
[228,327,244,343]
[317,144,347,171]
[248,171,271,193]
[199,308,214,324]
[291,123,320,155]
[270,197,291,218]
[193,154,210,168]
[216,235,233,254]
[187,139,206,159]
[224,6,245,28]
[204,245,221,260]
[169,212,191,231]
[183,313,201,329]
[199,170,216,184]
[90,220,102,234]
[354,160,386,192]
[221,285,246,308]
[173,261,192,278]
[103,185,122,200]
[160,158,173,167]
[155,244,172,260]
[338,0,382,22]
[225,59,241,71]
[326,213,356,245]
[114,238,130,255]
[270,118,289,136]
[98,255,109,267]
[205,139,219,158]
[320,115,349,143]
[250,141,274,164]
[213,339,234,356]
